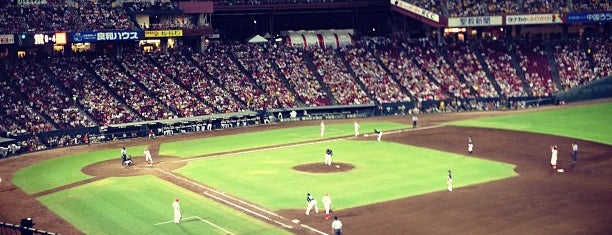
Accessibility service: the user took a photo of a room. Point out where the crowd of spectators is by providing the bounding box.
[48,57,140,126]
[122,52,207,117]
[553,40,595,90]
[152,52,241,115]
[231,43,299,108]
[212,0,353,6]
[90,54,170,120]
[152,51,239,114]
[588,37,611,80]
[269,44,332,106]
[407,0,607,17]
[310,46,371,105]
[192,44,268,110]
[0,79,53,135]
[410,40,475,99]
[76,0,136,30]
[0,2,79,33]
[515,40,558,97]
[342,40,411,103]
[444,41,498,98]
[374,38,443,102]
[6,60,96,129]
[480,40,528,97]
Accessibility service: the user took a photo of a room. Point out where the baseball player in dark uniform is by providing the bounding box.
[447,170,453,192]
[305,193,318,215]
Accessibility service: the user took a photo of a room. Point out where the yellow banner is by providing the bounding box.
[145,30,183,38]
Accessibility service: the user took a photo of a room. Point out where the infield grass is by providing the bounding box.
[175,139,517,210]
[13,146,146,194]
[449,102,612,145]
[37,175,291,235]
[159,122,409,158]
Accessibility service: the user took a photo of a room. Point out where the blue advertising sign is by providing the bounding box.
[566,12,612,23]
[71,30,143,43]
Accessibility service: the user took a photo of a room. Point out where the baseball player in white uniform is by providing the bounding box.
[467,136,473,154]
[353,121,360,136]
[325,149,333,166]
[376,129,383,142]
[172,198,181,224]
[447,170,453,192]
[322,192,332,219]
[144,148,153,166]
[550,145,558,170]
[320,120,325,137]
[305,193,318,215]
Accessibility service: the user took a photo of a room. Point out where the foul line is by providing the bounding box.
[154,216,235,235]
[156,169,333,234]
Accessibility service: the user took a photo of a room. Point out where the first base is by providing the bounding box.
[557,169,565,173]
[291,219,300,224]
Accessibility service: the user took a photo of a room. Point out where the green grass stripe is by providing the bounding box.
[37,175,292,235]
[160,122,410,157]
[175,140,517,210]
[13,146,146,194]
[449,102,612,145]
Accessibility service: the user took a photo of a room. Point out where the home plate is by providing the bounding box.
[292,219,300,223]
[557,169,565,173]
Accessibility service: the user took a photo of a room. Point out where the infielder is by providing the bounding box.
[468,136,473,154]
[305,193,318,215]
[322,192,332,220]
[320,120,325,137]
[447,170,453,192]
[353,121,360,136]
[375,129,383,142]
[144,148,153,166]
[571,142,578,164]
[550,145,558,170]
[172,198,181,224]
[325,149,333,166]
[412,115,418,128]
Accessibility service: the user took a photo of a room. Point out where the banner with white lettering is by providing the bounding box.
[448,16,503,27]
[391,0,440,23]
[566,12,612,23]
[506,14,562,25]
[72,31,143,43]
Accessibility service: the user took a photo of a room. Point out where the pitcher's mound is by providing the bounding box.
[293,162,355,173]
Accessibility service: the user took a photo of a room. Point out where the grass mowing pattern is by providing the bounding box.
[449,102,612,145]
[175,140,517,210]
[37,175,292,235]
[13,146,146,194]
[159,122,410,158]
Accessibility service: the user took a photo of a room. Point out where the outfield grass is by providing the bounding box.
[449,102,612,145]
[175,140,517,210]
[159,122,410,157]
[13,146,146,194]
[37,175,291,235]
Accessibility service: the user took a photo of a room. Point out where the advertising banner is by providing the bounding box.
[506,14,562,25]
[447,16,503,27]
[0,34,15,45]
[144,30,183,38]
[391,0,440,23]
[566,12,612,23]
[72,30,142,43]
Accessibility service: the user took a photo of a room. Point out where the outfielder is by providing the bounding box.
[325,149,333,166]
[322,192,332,220]
[353,121,360,136]
[144,148,153,166]
[172,198,181,224]
[305,193,318,215]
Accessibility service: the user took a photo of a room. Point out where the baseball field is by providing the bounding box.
[1,100,611,235]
